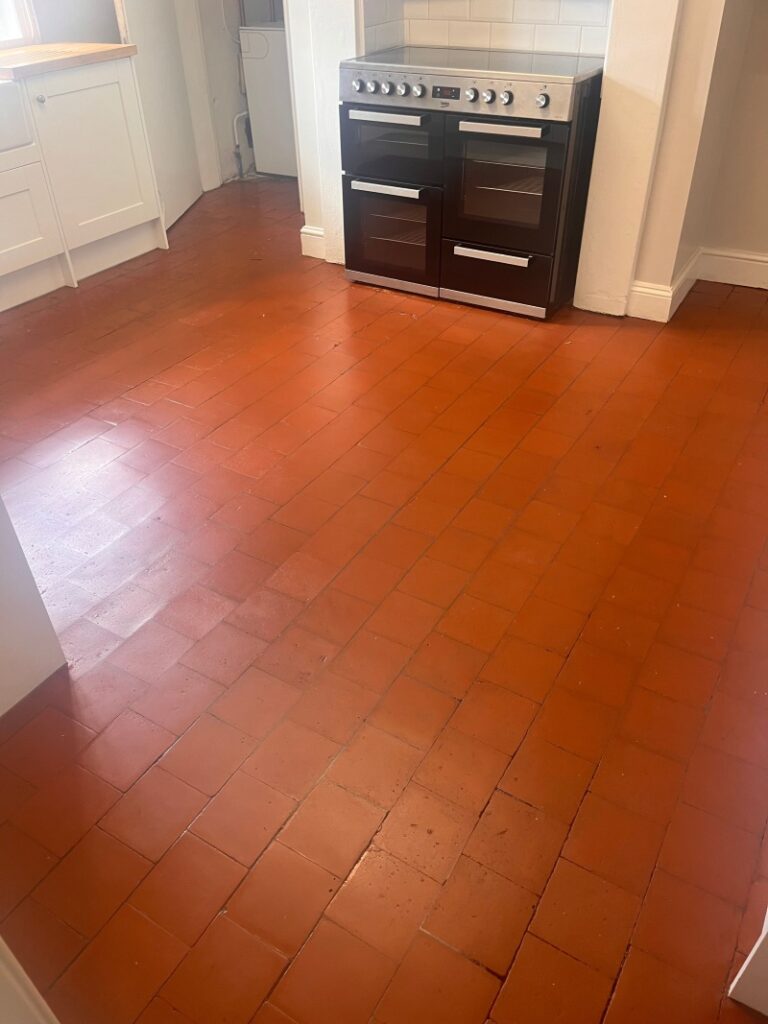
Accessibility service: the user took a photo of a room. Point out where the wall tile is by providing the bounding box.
[428,0,471,19]
[450,18,492,46]
[408,18,453,44]
[534,23,582,51]
[490,21,536,49]
[559,0,610,26]
[514,0,560,24]
[366,0,389,27]
[470,0,515,21]
[403,0,430,16]
[367,0,613,57]
[580,25,608,53]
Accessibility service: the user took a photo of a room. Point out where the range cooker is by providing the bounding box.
[339,46,603,319]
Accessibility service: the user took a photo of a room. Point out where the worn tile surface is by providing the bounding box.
[0,180,767,1022]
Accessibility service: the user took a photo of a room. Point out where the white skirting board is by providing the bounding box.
[626,248,700,323]
[627,246,768,322]
[698,247,768,290]
[300,225,326,260]
[0,218,167,314]
[0,255,72,315]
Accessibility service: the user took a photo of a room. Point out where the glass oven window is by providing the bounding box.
[361,195,428,273]
[358,123,430,157]
[461,139,548,229]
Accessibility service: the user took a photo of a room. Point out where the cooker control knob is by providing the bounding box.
[413,83,426,98]
[500,90,513,105]
[366,80,379,93]
[396,82,411,96]
[465,87,479,102]
[536,92,550,108]
[381,81,395,95]
[482,89,496,103]
[352,79,365,93]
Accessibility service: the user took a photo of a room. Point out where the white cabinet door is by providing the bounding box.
[0,163,64,276]
[28,59,160,250]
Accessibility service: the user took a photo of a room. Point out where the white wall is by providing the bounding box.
[197,0,252,182]
[625,0,764,318]
[677,0,754,274]
[0,497,65,718]
[364,0,612,54]
[34,0,120,42]
[121,0,204,226]
[173,0,225,191]
[702,0,768,266]
[574,0,684,315]
[628,0,732,315]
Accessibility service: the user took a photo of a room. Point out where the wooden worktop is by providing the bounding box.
[0,43,137,81]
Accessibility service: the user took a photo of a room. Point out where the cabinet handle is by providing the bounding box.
[458,121,545,138]
[349,110,426,127]
[453,245,532,268]
[351,180,422,199]
[35,95,46,104]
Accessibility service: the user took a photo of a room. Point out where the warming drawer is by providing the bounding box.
[440,240,553,318]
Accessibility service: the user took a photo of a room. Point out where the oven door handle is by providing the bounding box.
[458,121,546,139]
[453,245,532,268]
[351,180,423,200]
[349,109,427,127]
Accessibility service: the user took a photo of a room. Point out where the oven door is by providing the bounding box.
[444,116,569,253]
[340,106,445,187]
[343,177,442,290]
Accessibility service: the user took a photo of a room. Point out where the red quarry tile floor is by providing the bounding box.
[1,178,768,1023]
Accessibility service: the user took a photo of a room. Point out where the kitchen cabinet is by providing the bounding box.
[0,44,165,313]
[29,58,160,250]
[0,82,35,167]
[0,163,63,275]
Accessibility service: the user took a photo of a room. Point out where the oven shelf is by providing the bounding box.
[369,235,425,247]
[471,157,546,172]
[477,180,543,197]
[376,131,428,149]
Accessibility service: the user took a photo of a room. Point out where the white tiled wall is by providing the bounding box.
[364,0,407,52]
[364,0,611,55]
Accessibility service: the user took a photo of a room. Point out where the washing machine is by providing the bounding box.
[240,24,298,178]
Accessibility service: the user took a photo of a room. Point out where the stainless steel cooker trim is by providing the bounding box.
[341,46,604,85]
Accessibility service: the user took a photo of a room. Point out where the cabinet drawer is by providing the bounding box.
[0,164,63,276]
[440,240,552,318]
[0,82,38,171]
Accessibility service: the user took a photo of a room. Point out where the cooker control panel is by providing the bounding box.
[341,67,576,121]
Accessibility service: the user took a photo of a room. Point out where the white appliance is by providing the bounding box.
[240,24,298,178]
